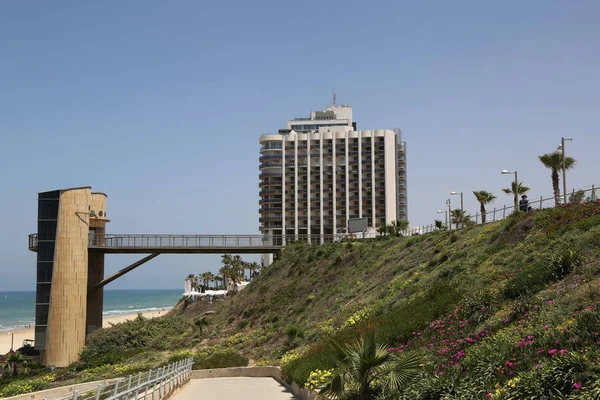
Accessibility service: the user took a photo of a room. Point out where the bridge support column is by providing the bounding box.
[86,252,105,334]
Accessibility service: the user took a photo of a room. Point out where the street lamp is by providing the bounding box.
[450,191,463,215]
[557,137,573,204]
[502,170,518,211]
[446,199,452,229]
[7,332,13,351]
[437,209,448,226]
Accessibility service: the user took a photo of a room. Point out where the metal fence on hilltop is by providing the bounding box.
[406,183,599,235]
[44,358,193,400]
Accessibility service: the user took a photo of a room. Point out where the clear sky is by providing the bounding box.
[1,1,598,291]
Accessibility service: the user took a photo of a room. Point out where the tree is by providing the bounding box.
[502,181,530,211]
[434,219,446,231]
[205,271,215,289]
[185,274,195,291]
[194,316,209,333]
[450,209,468,230]
[214,275,224,290]
[2,352,30,377]
[377,225,388,237]
[538,152,576,206]
[569,190,586,204]
[473,190,497,224]
[320,330,421,400]
[387,220,410,237]
[247,262,260,281]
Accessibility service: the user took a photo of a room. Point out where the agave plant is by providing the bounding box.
[320,330,421,400]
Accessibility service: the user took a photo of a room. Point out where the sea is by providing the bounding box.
[0,289,182,332]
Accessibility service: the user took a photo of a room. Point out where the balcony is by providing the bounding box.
[259,180,282,188]
[259,155,283,163]
[260,189,282,196]
[260,163,283,170]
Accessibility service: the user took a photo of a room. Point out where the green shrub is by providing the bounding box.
[281,344,337,386]
[376,281,462,344]
[548,248,584,280]
[192,349,248,370]
[0,377,52,397]
[503,262,553,299]
[79,315,194,366]
[285,324,304,340]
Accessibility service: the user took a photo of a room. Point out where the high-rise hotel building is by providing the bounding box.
[259,104,407,242]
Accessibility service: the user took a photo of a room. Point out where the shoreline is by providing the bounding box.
[0,309,171,356]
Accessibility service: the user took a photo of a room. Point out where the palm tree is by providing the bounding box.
[387,220,409,237]
[247,262,260,281]
[538,152,576,206]
[450,209,467,230]
[2,353,30,376]
[214,275,223,290]
[205,271,215,289]
[434,219,446,231]
[502,181,530,211]
[201,272,212,292]
[473,190,497,224]
[320,331,421,400]
[185,273,195,291]
[377,225,388,237]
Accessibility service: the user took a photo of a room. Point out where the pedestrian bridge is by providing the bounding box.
[28,233,342,254]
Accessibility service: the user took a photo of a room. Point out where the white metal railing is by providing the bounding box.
[45,358,193,400]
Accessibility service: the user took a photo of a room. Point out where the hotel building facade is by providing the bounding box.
[258,104,407,243]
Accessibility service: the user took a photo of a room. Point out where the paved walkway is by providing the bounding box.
[174,377,297,400]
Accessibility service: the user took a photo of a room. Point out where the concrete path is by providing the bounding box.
[174,377,297,400]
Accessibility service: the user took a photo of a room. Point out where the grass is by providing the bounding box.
[3,200,600,398]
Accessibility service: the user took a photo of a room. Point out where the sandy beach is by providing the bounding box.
[0,309,171,356]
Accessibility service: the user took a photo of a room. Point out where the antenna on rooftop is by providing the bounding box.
[332,92,336,105]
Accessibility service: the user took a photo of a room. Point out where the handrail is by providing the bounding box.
[27,184,600,251]
[44,358,193,400]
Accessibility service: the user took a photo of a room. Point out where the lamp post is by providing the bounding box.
[446,198,452,229]
[502,170,518,211]
[437,209,448,226]
[7,332,14,351]
[450,191,463,215]
[558,137,573,204]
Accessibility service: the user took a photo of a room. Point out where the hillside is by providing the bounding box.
[171,201,600,398]
[4,202,598,398]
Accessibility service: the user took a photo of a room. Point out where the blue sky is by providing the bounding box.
[1,1,598,291]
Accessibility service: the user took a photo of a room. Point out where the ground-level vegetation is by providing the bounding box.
[2,200,600,398]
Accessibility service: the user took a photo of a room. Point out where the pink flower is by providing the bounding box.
[548,349,558,355]
[543,325,549,329]
[548,300,554,304]
[535,364,541,369]
[574,383,582,389]
[486,393,493,398]
[560,349,568,355]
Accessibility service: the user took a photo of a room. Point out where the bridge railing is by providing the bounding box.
[90,233,365,247]
[44,358,193,400]
[28,233,380,251]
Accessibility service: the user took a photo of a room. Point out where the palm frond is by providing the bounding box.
[378,352,423,392]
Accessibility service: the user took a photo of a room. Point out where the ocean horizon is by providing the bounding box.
[0,289,183,332]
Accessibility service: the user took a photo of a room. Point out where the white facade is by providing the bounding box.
[259,105,407,244]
